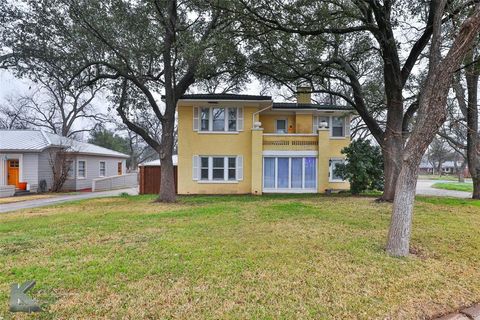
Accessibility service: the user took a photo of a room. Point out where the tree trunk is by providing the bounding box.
[157,113,176,203]
[386,161,419,256]
[472,176,480,198]
[465,51,480,199]
[380,97,404,202]
[381,141,402,201]
[386,1,480,257]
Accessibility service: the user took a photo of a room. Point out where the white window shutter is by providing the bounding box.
[312,116,319,132]
[237,107,244,131]
[192,155,199,180]
[193,107,199,131]
[236,155,243,181]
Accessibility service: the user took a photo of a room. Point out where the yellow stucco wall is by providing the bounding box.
[177,103,260,194]
[295,113,313,134]
[177,103,351,194]
[317,130,350,192]
[260,113,315,134]
[260,114,296,133]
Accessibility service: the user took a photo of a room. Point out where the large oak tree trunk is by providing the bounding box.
[386,2,480,257]
[382,141,402,201]
[381,92,404,202]
[466,58,480,199]
[386,159,419,256]
[157,118,176,203]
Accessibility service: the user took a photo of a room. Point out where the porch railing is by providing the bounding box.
[262,134,318,151]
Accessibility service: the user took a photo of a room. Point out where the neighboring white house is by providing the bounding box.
[0,130,130,196]
[419,160,467,175]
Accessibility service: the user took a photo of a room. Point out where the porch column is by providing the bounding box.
[251,128,263,195]
[317,128,330,193]
[0,154,6,186]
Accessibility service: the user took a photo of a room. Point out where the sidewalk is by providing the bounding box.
[416,180,472,198]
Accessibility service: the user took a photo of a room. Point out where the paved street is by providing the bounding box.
[416,180,472,198]
[0,187,139,213]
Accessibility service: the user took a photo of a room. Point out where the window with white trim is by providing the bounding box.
[66,160,74,178]
[193,156,243,182]
[329,159,345,182]
[332,117,345,137]
[77,160,86,178]
[313,116,330,132]
[263,157,317,191]
[197,106,241,132]
[275,119,287,133]
[99,161,106,177]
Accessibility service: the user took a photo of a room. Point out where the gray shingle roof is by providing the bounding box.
[0,130,129,158]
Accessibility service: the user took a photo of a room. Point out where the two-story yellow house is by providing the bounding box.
[177,87,354,195]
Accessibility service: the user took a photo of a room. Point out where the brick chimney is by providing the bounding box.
[296,86,312,104]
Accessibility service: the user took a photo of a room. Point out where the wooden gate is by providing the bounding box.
[139,165,178,195]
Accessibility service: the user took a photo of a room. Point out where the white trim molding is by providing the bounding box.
[263,150,318,157]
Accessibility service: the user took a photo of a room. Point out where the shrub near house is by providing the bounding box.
[335,140,384,194]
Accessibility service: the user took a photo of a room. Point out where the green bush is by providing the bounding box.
[334,140,384,194]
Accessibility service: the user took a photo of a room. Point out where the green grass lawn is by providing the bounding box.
[432,182,473,192]
[1,194,480,319]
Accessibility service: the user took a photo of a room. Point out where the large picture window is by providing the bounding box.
[263,157,317,191]
[198,107,239,132]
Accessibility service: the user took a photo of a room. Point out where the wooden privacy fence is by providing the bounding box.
[139,165,178,194]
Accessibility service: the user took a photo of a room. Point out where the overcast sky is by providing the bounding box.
[0,70,32,100]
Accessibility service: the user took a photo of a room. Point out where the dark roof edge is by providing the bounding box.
[272,102,355,111]
[163,94,272,101]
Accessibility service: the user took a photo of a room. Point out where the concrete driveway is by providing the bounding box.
[416,180,472,198]
[0,187,139,213]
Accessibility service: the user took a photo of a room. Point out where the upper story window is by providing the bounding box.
[313,115,349,138]
[331,117,345,137]
[275,119,287,134]
[194,106,243,132]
